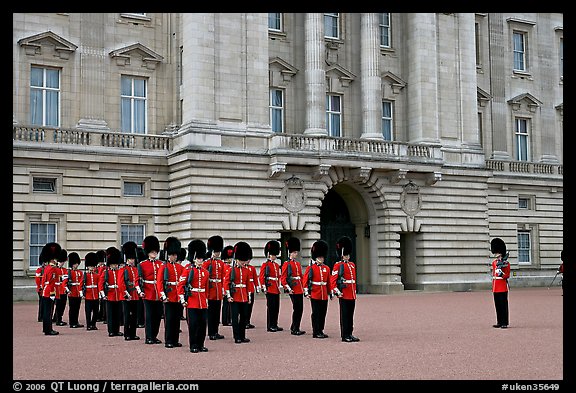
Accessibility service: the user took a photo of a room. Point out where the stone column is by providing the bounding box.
[304,13,327,136]
[360,13,384,140]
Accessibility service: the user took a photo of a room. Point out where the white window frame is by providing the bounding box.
[270,88,285,133]
[120,75,148,134]
[29,222,57,268]
[514,117,530,161]
[120,223,146,246]
[382,100,393,141]
[324,13,340,39]
[326,94,342,137]
[30,66,61,127]
[517,230,531,265]
[379,13,391,48]
[512,31,527,72]
[268,13,282,32]
[123,181,145,197]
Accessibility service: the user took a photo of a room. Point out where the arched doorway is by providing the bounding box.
[320,184,371,293]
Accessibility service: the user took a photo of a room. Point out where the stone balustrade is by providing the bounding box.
[485,159,563,175]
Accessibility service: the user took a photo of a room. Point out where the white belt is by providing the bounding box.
[55,282,62,285]
[85,285,97,288]
[108,285,118,288]
[311,281,327,285]
[267,277,278,281]
[234,284,246,288]
[166,281,177,285]
[191,288,205,292]
[143,280,156,284]
[492,277,504,280]
[209,279,221,282]
[70,283,80,286]
[291,276,301,280]
[342,279,355,284]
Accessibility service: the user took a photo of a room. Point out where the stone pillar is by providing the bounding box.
[304,13,327,136]
[76,13,109,130]
[406,13,439,143]
[360,13,384,140]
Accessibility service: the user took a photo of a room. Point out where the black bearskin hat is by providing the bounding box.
[311,240,328,260]
[187,239,206,261]
[264,240,281,257]
[57,249,68,263]
[122,241,138,261]
[336,236,353,257]
[143,235,160,254]
[41,242,62,262]
[561,250,564,261]
[222,245,234,260]
[177,248,187,262]
[234,241,253,261]
[106,247,122,266]
[490,238,506,255]
[164,236,182,255]
[207,235,224,253]
[68,252,81,267]
[84,252,98,267]
[286,237,301,253]
[96,250,107,264]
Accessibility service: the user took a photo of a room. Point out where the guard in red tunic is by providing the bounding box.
[221,245,234,326]
[281,237,306,336]
[53,249,69,326]
[66,252,84,328]
[99,247,124,337]
[303,240,332,339]
[203,235,226,340]
[118,241,143,341]
[245,259,260,329]
[40,242,61,335]
[224,241,253,344]
[331,236,360,342]
[259,240,284,332]
[95,250,107,323]
[158,236,185,348]
[81,252,100,330]
[35,256,46,322]
[178,239,210,353]
[490,238,511,329]
[138,235,164,344]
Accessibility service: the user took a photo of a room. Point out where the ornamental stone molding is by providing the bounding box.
[17,31,78,59]
[109,43,164,69]
[281,176,307,213]
[400,180,422,218]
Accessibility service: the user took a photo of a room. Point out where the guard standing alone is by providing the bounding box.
[490,238,510,329]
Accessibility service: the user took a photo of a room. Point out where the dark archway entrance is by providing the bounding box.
[320,189,356,270]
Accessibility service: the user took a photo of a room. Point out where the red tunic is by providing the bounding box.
[177,265,209,309]
[259,259,282,295]
[35,266,44,293]
[303,262,332,300]
[67,268,83,298]
[157,261,184,302]
[99,267,122,301]
[223,264,250,303]
[40,264,59,299]
[280,259,304,294]
[202,258,226,300]
[138,259,163,301]
[246,264,260,294]
[491,259,510,293]
[330,261,357,300]
[82,270,100,300]
[54,266,68,298]
[117,265,141,301]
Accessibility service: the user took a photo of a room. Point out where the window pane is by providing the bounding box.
[121,76,132,96]
[30,90,43,125]
[271,90,282,107]
[30,67,43,87]
[133,79,146,97]
[271,108,282,132]
[45,91,59,127]
[268,13,281,30]
[382,120,392,140]
[121,98,131,132]
[45,69,59,89]
[124,182,144,196]
[30,223,57,267]
[331,96,340,112]
[121,224,145,245]
[134,99,145,133]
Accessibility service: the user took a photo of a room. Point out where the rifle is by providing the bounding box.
[264,263,271,288]
[163,262,172,295]
[207,261,213,289]
[184,267,195,302]
[229,260,236,295]
[284,262,294,293]
[307,261,314,295]
[124,268,132,299]
[548,271,560,289]
[104,268,109,293]
[336,262,346,293]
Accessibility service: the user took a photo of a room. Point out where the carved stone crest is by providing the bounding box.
[400,181,421,217]
[281,176,307,213]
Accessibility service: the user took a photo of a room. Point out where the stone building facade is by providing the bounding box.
[13,13,563,300]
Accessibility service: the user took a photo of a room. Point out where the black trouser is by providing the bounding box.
[265,293,280,329]
[37,292,43,321]
[97,298,107,321]
[493,292,509,326]
[164,302,181,345]
[106,300,122,334]
[246,293,255,324]
[289,294,304,332]
[53,294,67,323]
[230,301,249,340]
[143,300,163,341]
[123,300,138,338]
[221,298,231,325]
[137,299,145,326]
[207,299,222,336]
[338,298,356,339]
[42,297,55,334]
[84,299,99,328]
[68,296,82,326]
[187,308,207,350]
[310,298,328,335]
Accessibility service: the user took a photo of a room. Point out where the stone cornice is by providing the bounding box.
[17,30,78,59]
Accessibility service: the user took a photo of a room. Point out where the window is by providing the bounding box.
[559,37,563,79]
[518,198,529,209]
[30,223,56,267]
[121,76,147,134]
[382,101,393,141]
[379,13,391,48]
[268,13,282,31]
[514,117,529,161]
[30,66,60,127]
[326,94,341,137]
[270,89,284,133]
[121,224,145,246]
[517,230,531,264]
[324,13,339,39]
[123,181,144,197]
[513,31,527,72]
[475,23,480,66]
[32,177,56,193]
[179,46,183,86]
